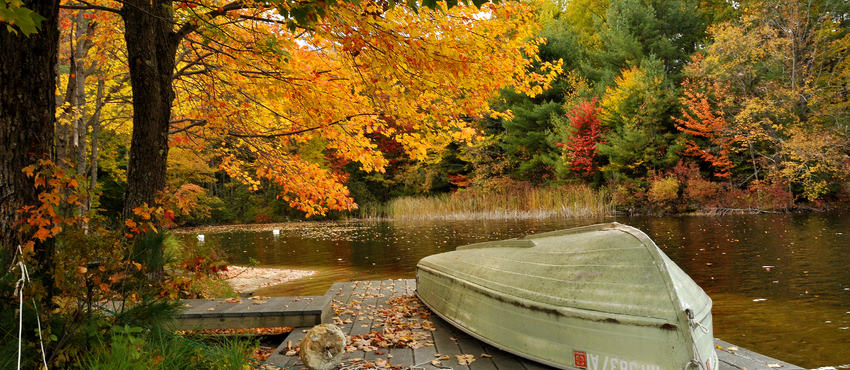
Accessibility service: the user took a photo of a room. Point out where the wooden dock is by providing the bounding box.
[260,280,805,370]
[174,294,333,331]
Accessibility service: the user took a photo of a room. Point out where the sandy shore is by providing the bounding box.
[219,266,317,293]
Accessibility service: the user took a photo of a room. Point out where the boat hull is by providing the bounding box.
[415,223,718,370]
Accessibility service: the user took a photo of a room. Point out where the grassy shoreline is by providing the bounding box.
[376,185,615,220]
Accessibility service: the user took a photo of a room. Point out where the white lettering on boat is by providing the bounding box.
[582,353,660,370]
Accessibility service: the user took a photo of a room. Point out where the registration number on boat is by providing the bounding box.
[574,351,661,370]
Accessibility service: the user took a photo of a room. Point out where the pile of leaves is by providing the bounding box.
[342,294,436,352]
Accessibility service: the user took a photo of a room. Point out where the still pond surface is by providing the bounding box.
[180,213,850,368]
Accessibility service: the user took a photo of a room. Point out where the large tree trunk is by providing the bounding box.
[0,0,60,282]
[121,0,178,220]
[121,0,179,277]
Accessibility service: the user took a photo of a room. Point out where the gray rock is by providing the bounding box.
[299,324,346,370]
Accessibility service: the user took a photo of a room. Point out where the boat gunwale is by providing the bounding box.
[416,264,681,330]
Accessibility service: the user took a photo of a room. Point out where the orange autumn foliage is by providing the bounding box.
[169,0,561,217]
[674,77,736,179]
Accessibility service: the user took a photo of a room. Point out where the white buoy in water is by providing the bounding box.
[197,234,205,242]
[273,229,280,235]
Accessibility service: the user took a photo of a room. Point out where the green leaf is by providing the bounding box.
[0,3,46,36]
[289,6,309,26]
[421,0,438,10]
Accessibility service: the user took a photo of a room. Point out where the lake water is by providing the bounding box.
[179,213,850,368]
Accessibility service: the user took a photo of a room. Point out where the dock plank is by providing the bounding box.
[715,339,805,370]
[481,344,527,370]
[257,280,802,370]
[171,295,329,331]
[430,315,471,370]
[390,347,415,368]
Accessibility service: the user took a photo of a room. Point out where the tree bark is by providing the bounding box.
[0,0,60,278]
[120,0,180,278]
[120,0,178,222]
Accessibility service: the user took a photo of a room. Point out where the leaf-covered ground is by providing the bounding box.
[220,265,318,293]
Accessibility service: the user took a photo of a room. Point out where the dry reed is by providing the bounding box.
[383,185,614,220]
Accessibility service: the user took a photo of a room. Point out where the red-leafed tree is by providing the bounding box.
[674,78,736,179]
[563,98,603,178]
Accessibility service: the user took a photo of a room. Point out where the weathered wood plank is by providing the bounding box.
[280,327,310,368]
[348,281,383,337]
[171,295,330,331]
[517,357,559,370]
[266,328,303,368]
[177,299,219,318]
[715,339,805,370]
[390,347,415,368]
[306,294,334,324]
[255,297,295,316]
[282,296,310,313]
[430,315,471,370]
[481,344,528,370]
[457,335,499,370]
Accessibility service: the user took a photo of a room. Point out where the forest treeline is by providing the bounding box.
[357,0,850,218]
[30,0,850,225]
[173,0,848,221]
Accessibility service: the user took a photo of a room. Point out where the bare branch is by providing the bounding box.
[226,113,378,138]
[60,2,121,14]
[169,118,208,134]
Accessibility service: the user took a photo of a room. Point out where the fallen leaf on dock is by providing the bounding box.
[456,354,476,365]
[207,307,215,311]
[480,354,492,358]
[431,360,442,366]
[767,364,783,368]
[727,347,738,351]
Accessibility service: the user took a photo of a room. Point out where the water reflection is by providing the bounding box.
[179,213,850,368]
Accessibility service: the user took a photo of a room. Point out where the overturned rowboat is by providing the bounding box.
[415,222,717,370]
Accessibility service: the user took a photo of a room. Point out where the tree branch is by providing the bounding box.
[226,113,378,138]
[60,2,121,14]
[169,118,208,134]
